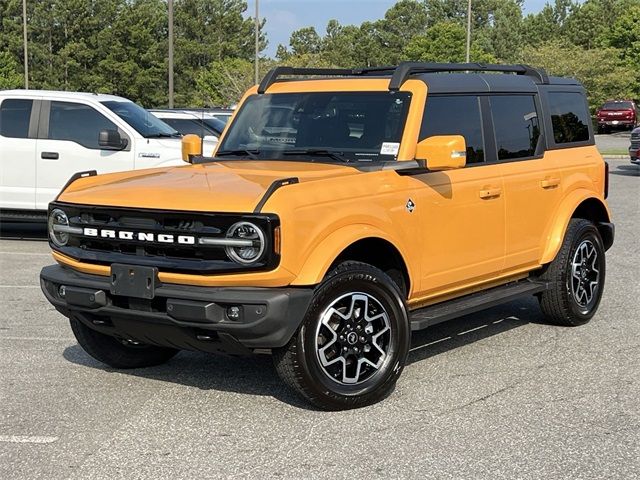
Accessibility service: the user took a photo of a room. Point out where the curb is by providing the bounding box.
[601,155,630,159]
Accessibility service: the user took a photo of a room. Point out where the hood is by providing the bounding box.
[58,160,361,213]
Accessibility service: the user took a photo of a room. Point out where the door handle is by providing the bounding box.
[540,177,560,189]
[41,152,59,160]
[479,187,502,199]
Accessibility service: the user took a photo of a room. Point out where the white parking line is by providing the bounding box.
[0,285,40,288]
[0,435,59,444]
[457,324,488,335]
[0,251,50,256]
[0,336,74,342]
[410,336,452,352]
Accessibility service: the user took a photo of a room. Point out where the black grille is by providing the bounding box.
[50,202,280,274]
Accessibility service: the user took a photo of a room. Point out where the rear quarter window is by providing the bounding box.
[548,92,590,144]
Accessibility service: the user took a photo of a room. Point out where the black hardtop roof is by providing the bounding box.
[258,62,582,95]
[416,72,580,94]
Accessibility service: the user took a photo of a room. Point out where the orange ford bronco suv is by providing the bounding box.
[40,63,614,410]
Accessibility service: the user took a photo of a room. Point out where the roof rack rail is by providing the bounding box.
[257,66,399,94]
[388,62,549,90]
[257,62,549,94]
[258,67,351,94]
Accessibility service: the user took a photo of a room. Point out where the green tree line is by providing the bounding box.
[0,0,264,106]
[1,0,639,111]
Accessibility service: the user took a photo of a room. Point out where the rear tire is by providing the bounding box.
[70,317,179,368]
[273,262,410,410]
[538,219,606,326]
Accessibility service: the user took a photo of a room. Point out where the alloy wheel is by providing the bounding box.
[315,292,392,385]
[570,239,600,310]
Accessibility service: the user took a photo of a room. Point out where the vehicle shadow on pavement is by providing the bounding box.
[62,343,313,409]
[610,164,639,177]
[0,222,48,240]
[408,296,547,365]
[62,296,547,409]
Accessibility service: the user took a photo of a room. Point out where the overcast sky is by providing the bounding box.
[256,0,559,56]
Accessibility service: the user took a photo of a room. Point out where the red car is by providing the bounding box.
[596,100,639,133]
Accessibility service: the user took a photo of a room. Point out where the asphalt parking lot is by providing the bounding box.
[595,130,633,155]
[1,158,638,480]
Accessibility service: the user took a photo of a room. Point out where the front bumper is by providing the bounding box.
[40,265,313,354]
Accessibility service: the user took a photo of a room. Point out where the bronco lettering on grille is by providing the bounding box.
[83,228,195,245]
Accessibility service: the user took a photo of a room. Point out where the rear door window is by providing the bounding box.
[48,101,118,149]
[548,92,590,144]
[0,99,33,138]
[490,96,540,160]
[420,95,485,163]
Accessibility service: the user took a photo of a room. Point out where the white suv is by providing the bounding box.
[148,109,224,155]
[0,90,185,219]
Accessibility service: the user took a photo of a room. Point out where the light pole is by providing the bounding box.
[168,0,174,108]
[22,0,29,89]
[465,0,472,63]
[254,0,259,84]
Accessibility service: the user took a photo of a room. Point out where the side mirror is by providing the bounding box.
[415,135,467,171]
[181,134,202,163]
[99,129,127,150]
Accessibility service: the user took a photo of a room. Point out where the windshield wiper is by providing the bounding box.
[216,149,260,159]
[145,132,181,139]
[282,149,349,163]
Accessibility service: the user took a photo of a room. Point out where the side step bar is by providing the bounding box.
[410,279,549,331]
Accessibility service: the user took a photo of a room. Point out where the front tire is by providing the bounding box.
[70,317,179,368]
[273,262,410,410]
[538,219,606,326]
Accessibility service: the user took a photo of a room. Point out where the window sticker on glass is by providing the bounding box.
[380,142,400,155]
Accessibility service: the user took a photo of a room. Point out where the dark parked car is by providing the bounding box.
[596,100,639,133]
[630,127,640,165]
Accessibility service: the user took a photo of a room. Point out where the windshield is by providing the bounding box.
[101,101,180,138]
[161,118,217,137]
[212,113,232,124]
[217,91,411,162]
[602,101,634,110]
[202,117,226,136]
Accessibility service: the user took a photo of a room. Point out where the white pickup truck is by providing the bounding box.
[0,90,185,220]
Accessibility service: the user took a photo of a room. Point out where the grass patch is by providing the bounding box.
[598,148,630,156]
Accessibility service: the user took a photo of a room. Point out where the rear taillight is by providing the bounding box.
[604,162,609,199]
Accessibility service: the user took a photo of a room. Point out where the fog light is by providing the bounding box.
[58,285,66,298]
[227,306,241,320]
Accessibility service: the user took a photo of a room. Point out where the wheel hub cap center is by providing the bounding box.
[346,331,358,345]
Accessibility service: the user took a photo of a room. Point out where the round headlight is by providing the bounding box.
[48,208,70,247]
[225,221,266,265]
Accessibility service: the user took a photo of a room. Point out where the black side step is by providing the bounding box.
[410,280,548,331]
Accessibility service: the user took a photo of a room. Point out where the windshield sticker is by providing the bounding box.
[380,142,400,156]
[265,136,296,144]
